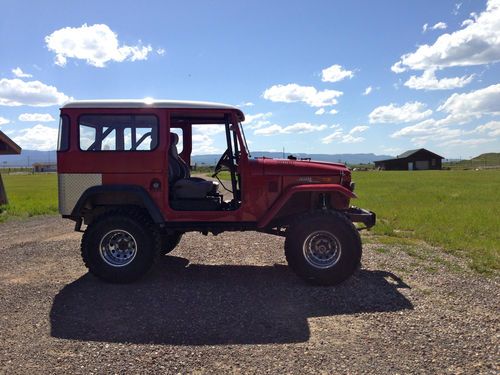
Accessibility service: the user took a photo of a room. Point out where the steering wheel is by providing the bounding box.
[212,149,232,177]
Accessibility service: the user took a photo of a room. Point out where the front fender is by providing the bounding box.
[257,184,356,228]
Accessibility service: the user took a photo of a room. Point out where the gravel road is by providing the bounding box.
[0,216,498,374]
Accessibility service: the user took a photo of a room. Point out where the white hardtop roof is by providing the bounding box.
[62,99,241,111]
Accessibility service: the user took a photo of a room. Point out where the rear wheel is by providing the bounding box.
[81,210,160,283]
[285,210,361,286]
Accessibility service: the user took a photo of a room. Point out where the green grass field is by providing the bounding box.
[353,170,499,273]
[1,170,498,273]
[444,152,500,170]
[0,173,58,222]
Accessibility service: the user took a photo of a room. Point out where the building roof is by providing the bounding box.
[0,130,22,155]
[375,148,444,163]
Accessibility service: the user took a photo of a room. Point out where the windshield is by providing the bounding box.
[238,122,251,157]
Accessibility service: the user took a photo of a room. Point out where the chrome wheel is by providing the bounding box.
[302,230,342,269]
[99,229,138,267]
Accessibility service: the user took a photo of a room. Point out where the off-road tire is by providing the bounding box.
[81,209,161,283]
[284,210,362,286]
[160,232,183,255]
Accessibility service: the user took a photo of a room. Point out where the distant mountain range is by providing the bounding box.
[0,149,393,167]
[0,150,57,167]
[192,151,393,165]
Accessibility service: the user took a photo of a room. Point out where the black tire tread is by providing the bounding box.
[81,208,161,283]
[284,209,362,286]
[160,232,183,256]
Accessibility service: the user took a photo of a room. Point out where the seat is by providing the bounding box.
[168,133,218,199]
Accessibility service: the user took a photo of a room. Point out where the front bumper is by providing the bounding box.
[344,207,376,229]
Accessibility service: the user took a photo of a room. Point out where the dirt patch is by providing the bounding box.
[0,216,498,374]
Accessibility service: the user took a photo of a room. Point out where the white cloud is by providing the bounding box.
[423,22,447,33]
[314,108,337,116]
[0,117,10,126]
[391,120,462,145]
[404,68,474,90]
[349,125,369,134]
[243,112,272,129]
[45,23,153,68]
[12,67,32,78]
[283,123,327,133]
[12,124,58,151]
[156,48,166,56]
[191,134,220,155]
[321,64,354,82]
[0,78,71,107]
[193,124,225,136]
[461,19,474,27]
[432,22,448,30]
[341,134,364,143]
[254,122,327,136]
[439,137,495,147]
[391,62,406,73]
[393,0,500,72]
[382,147,402,154]
[18,113,55,122]
[362,86,373,95]
[437,83,500,120]
[453,2,462,16]
[321,127,366,144]
[253,124,283,136]
[321,131,343,144]
[391,119,438,138]
[262,83,343,107]
[238,102,254,107]
[369,101,433,124]
[390,86,500,145]
[475,120,500,136]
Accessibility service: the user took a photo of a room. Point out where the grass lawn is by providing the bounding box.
[0,173,58,222]
[353,170,499,273]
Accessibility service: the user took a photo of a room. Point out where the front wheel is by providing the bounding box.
[160,232,183,256]
[284,210,361,286]
[81,211,160,283]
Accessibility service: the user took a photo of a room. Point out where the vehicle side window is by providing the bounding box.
[170,127,183,154]
[79,115,158,151]
[57,115,70,151]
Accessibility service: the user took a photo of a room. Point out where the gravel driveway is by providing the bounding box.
[0,216,498,374]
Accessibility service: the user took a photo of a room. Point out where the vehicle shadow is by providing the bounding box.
[50,256,413,345]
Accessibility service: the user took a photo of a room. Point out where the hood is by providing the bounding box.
[257,157,349,176]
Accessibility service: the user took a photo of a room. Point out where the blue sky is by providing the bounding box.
[1,0,499,158]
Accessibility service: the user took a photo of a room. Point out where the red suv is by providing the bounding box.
[57,100,375,285]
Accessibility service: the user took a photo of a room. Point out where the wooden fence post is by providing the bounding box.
[0,173,7,205]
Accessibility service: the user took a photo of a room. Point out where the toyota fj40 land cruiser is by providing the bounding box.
[57,100,375,285]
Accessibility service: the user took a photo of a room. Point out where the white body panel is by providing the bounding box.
[58,173,102,215]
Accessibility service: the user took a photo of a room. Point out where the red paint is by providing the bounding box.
[58,105,355,225]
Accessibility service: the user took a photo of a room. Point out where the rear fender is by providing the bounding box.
[70,185,165,224]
